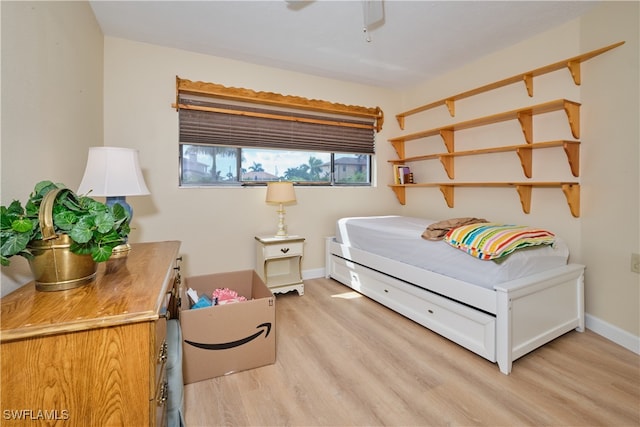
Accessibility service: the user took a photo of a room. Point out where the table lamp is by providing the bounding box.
[77,146,150,256]
[265,182,296,238]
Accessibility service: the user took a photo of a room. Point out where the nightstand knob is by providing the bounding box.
[280,247,290,254]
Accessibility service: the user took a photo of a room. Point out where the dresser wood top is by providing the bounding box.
[1,241,181,343]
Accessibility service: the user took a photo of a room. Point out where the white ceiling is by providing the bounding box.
[89,1,599,89]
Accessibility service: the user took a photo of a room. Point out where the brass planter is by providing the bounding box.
[27,234,97,291]
[26,188,97,292]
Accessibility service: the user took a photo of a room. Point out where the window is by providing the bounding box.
[179,145,371,186]
[174,77,382,187]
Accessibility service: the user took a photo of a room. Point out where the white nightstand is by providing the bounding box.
[255,235,305,296]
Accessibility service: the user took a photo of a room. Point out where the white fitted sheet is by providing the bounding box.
[335,216,569,289]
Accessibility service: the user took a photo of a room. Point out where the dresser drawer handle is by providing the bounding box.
[157,340,168,364]
[156,380,169,406]
[280,247,290,254]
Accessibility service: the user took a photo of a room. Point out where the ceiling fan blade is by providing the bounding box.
[363,0,384,30]
[285,0,315,11]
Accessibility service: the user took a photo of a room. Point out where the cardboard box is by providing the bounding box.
[180,270,275,384]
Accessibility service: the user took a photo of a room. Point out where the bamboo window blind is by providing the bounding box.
[173,77,384,154]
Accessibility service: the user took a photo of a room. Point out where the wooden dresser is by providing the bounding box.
[0,241,181,427]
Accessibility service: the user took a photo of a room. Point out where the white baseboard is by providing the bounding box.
[302,268,325,280]
[585,313,640,355]
[304,269,640,355]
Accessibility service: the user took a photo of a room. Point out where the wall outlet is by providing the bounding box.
[632,253,640,274]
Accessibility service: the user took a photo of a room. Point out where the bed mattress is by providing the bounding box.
[335,216,569,289]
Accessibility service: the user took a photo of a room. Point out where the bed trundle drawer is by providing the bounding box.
[330,255,496,361]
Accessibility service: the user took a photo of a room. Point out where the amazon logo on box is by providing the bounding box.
[180,270,276,384]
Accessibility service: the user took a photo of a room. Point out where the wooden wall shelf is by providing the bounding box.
[389,140,580,179]
[389,99,580,149]
[389,182,580,217]
[387,43,626,217]
[395,41,624,129]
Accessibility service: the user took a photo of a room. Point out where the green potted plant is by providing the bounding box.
[1,180,130,290]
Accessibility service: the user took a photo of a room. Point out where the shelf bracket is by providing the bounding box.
[445,99,455,117]
[439,156,455,179]
[439,129,454,153]
[396,114,405,130]
[563,142,580,177]
[391,186,406,205]
[561,184,580,218]
[516,147,533,178]
[390,140,405,158]
[515,185,532,214]
[567,60,581,85]
[563,101,581,139]
[439,185,454,208]
[517,111,533,144]
[523,74,534,97]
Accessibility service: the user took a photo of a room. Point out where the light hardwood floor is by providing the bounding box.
[184,277,640,426]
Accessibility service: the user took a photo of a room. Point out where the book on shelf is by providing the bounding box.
[393,165,413,184]
[393,164,404,184]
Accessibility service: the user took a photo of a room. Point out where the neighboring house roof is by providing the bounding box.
[323,157,367,167]
[242,171,279,181]
[336,157,366,165]
[183,157,210,175]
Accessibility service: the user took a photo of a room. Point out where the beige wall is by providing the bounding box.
[101,37,400,283]
[0,1,104,293]
[579,2,639,340]
[1,1,637,346]
[398,2,639,341]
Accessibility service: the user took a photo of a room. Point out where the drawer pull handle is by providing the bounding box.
[157,340,168,364]
[428,309,434,314]
[280,248,290,254]
[157,380,169,406]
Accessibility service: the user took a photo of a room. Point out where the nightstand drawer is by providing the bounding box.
[263,241,304,258]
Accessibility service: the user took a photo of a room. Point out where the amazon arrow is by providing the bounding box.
[184,322,272,350]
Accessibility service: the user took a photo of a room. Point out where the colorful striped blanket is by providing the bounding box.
[444,223,556,260]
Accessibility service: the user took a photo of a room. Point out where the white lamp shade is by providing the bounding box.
[265,182,296,204]
[77,147,150,196]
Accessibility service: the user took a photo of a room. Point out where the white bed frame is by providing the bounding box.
[325,237,585,374]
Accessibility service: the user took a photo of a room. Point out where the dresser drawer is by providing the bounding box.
[262,241,304,258]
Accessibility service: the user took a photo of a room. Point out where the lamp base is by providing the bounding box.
[105,196,133,259]
[274,204,290,238]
